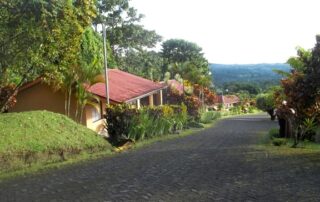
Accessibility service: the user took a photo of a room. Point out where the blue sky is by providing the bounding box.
[131,0,320,64]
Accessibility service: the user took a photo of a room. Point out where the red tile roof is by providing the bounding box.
[214,95,240,104]
[88,69,167,103]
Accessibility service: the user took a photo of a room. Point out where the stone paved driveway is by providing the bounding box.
[1,114,320,201]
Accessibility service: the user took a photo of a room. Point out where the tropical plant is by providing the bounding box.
[200,111,221,124]
[105,104,139,144]
[293,117,318,147]
[105,104,188,144]
[274,36,320,143]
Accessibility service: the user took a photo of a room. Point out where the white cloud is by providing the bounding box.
[130,0,320,64]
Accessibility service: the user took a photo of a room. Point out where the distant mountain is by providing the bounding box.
[210,63,291,89]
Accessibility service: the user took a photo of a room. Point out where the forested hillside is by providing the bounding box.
[210,63,290,90]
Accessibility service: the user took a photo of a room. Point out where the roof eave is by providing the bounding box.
[124,86,168,103]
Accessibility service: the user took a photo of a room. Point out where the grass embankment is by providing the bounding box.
[0,111,112,178]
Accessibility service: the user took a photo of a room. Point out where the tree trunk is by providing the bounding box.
[267,109,276,120]
[67,85,72,117]
[278,118,286,138]
[79,105,85,124]
[0,66,32,113]
[64,91,68,115]
[292,126,301,148]
[75,101,79,122]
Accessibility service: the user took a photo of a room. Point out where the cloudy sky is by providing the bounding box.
[130,0,320,64]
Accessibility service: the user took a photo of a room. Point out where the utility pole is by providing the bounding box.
[102,23,110,105]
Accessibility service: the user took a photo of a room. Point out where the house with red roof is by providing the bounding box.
[9,69,167,132]
[89,69,166,108]
[213,95,240,109]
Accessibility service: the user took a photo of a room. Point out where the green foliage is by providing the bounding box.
[183,96,202,119]
[287,47,311,73]
[105,104,188,144]
[222,82,261,95]
[0,111,110,170]
[0,0,97,112]
[165,87,202,119]
[105,104,139,144]
[269,128,281,139]
[278,36,320,141]
[161,39,211,86]
[248,106,255,113]
[162,39,208,66]
[272,138,287,146]
[300,117,318,141]
[167,62,212,87]
[188,121,204,128]
[94,0,161,65]
[78,27,104,81]
[200,111,221,124]
[119,50,163,81]
[74,27,113,121]
[256,93,275,112]
[230,106,242,114]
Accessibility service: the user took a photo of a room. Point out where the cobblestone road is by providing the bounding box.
[1,114,320,201]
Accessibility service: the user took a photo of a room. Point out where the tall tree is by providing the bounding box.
[94,0,161,65]
[161,39,211,87]
[120,50,163,80]
[75,27,111,122]
[161,39,209,72]
[168,62,211,86]
[275,36,320,143]
[0,0,97,113]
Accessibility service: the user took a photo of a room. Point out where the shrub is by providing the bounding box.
[269,128,280,139]
[272,138,287,146]
[248,106,255,113]
[183,96,201,119]
[165,87,201,120]
[105,104,139,144]
[230,106,242,114]
[200,111,221,124]
[188,121,204,128]
[105,104,188,144]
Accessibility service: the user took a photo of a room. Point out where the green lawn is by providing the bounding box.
[256,128,320,156]
[0,111,112,176]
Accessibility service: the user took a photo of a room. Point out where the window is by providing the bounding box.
[91,107,101,122]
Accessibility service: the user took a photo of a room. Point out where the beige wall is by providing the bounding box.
[11,83,69,114]
[10,82,104,132]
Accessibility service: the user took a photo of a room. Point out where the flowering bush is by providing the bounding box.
[105,104,188,144]
[105,104,139,144]
[193,84,216,106]
[165,87,201,119]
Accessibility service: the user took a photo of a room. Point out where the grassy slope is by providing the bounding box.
[0,111,111,174]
